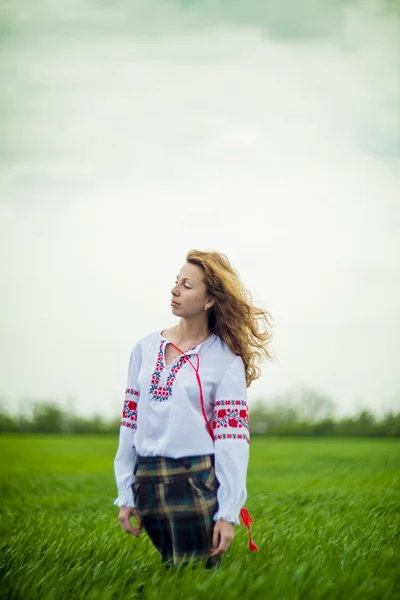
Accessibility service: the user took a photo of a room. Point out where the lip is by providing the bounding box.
[171,300,180,307]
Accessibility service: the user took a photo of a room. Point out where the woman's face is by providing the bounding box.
[170,262,213,318]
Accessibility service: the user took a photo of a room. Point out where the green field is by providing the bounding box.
[0,436,399,600]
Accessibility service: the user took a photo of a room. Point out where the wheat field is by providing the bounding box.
[1,435,399,600]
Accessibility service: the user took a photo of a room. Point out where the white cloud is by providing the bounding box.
[0,1,399,418]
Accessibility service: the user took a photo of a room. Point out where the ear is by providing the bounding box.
[205,297,215,310]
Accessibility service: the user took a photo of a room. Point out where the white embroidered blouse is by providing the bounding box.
[114,330,250,525]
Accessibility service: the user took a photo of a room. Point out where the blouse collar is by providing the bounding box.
[159,331,216,356]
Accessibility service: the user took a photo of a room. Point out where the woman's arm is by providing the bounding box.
[209,354,249,556]
[212,355,250,525]
[114,343,141,508]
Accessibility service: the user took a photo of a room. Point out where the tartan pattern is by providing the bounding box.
[132,454,219,565]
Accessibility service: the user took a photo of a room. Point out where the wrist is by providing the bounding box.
[217,518,235,525]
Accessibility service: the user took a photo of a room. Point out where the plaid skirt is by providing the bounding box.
[132,454,219,566]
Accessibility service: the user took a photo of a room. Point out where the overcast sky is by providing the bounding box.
[0,0,399,418]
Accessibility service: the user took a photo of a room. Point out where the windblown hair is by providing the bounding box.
[186,249,274,387]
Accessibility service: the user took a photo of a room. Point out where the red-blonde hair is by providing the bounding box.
[186,249,274,387]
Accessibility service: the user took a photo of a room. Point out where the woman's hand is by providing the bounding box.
[118,506,143,537]
[210,519,234,557]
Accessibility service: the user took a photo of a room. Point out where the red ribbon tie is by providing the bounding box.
[240,507,258,552]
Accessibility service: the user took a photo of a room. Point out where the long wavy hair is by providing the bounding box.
[186,249,274,387]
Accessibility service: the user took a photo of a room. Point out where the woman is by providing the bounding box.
[114,249,273,566]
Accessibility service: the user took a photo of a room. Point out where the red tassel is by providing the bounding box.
[240,507,253,526]
[240,508,259,552]
[249,540,258,552]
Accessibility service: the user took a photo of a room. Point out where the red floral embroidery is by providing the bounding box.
[120,388,140,429]
[212,399,249,438]
[149,340,190,402]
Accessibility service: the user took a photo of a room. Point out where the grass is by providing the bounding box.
[0,435,399,600]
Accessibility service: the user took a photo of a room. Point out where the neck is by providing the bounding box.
[176,317,211,344]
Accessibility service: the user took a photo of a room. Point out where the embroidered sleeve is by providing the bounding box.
[114,343,142,507]
[213,399,249,443]
[121,388,139,429]
[212,355,249,525]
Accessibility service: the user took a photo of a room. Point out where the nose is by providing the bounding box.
[171,284,180,297]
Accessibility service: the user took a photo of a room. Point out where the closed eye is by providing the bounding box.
[175,280,191,289]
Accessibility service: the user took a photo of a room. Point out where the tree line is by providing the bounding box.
[0,388,399,436]
[248,404,400,437]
